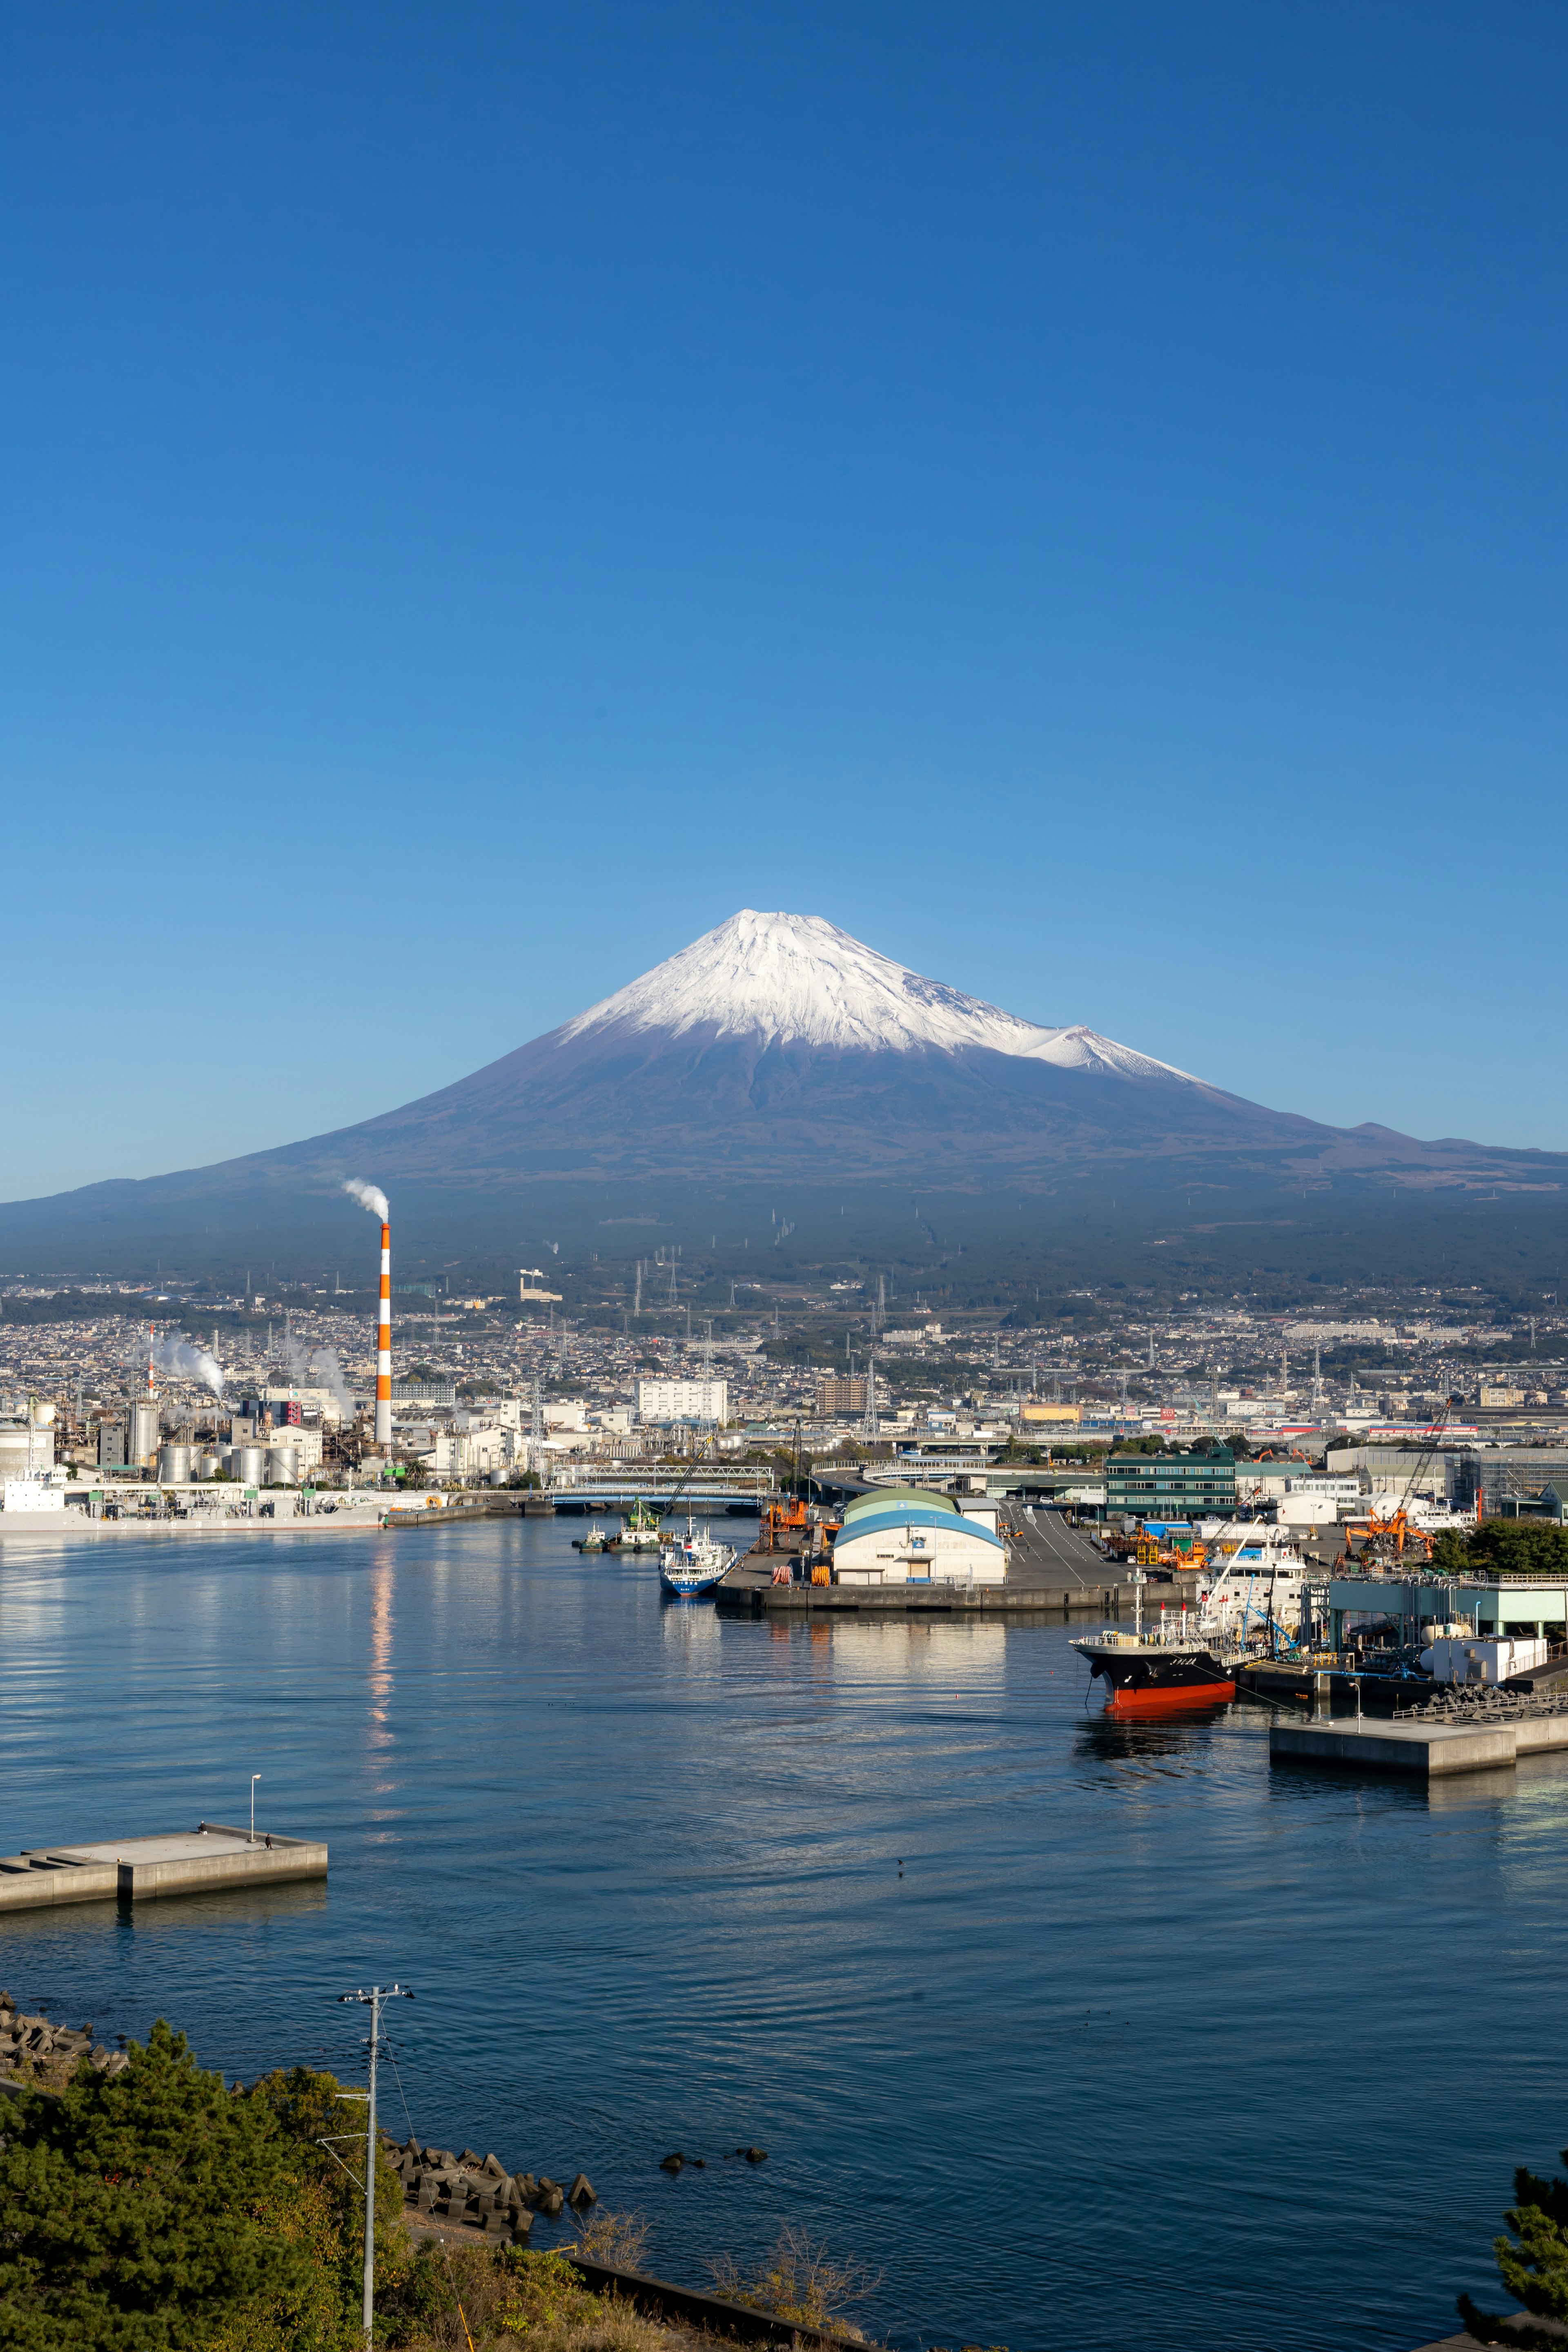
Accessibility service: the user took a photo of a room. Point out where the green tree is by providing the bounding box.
[0,2020,321,2350]
[245,2064,407,2321]
[1467,1520,1568,1578]
[1458,2144,1568,2348]
[1430,1521,1568,1580]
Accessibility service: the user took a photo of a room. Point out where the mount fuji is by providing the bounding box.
[286,908,1499,1189]
[0,911,1552,1265]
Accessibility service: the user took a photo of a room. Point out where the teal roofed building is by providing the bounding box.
[833,1490,1006,1586]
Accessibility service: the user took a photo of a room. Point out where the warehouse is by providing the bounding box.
[833,1486,1007,1586]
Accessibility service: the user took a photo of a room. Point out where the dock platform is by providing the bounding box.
[0,1820,328,1911]
[1271,1714,1568,1778]
[719,1515,1200,1619]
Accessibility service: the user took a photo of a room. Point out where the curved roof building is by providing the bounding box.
[834,1490,1006,1586]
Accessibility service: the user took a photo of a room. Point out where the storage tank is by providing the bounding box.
[127,1402,160,1463]
[234,1444,265,1487]
[157,1443,193,1486]
[266,1445,300,1486]
[197,1450,225,1479]
[0,1425,36,1482]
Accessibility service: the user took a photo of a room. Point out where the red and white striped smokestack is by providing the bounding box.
[375,1221,392,1446]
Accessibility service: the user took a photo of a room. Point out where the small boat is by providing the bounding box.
[574,1523,609,1554]
[659,1522,736,1599]
[619,1498,664,1551]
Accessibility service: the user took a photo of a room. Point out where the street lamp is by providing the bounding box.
[249,1775,261,1846]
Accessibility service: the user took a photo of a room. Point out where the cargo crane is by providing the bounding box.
[1340,1405,1452,1570]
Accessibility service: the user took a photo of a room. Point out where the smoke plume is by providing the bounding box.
[150,1332,225,1394]
[309,1347,355,1419]
[343,1178,390,1220]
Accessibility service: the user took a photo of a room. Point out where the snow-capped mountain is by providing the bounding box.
[0,911,1534,1263]
[559,910,1195,1080]
[291,909,1381,1185]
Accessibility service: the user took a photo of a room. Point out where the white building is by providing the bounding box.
[635,1379,728,1425]
[424,1425,517,1479]
[833,1487,1006,1586]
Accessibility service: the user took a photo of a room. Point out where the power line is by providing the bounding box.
[336,1982,414,2343]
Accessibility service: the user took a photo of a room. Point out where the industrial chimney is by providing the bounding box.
[376,1221,392,1447]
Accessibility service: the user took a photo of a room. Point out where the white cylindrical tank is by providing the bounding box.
[266,1446,300,1486]
[0,1427,34,1481]
[234,1444,266,1487]
[127,1402,160,1463]
[158,1443,193,1486]
[197,1450,225,1479]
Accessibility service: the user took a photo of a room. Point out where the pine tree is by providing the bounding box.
[0,2019,324,2349]
[1459,2145,1568,2348]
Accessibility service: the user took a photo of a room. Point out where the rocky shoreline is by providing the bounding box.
[384,2131,595,2241]
[0,1992,129,2087]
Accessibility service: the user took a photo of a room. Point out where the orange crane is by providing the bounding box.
[762,1495,810,1551]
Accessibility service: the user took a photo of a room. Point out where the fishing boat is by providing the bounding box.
[1073,1523,1309,1710]
[1072,1615,1249,1708]
[619,1498,664,1551]
[659,1523,735,1599]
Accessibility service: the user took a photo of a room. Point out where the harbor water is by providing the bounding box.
[0,1516,1562,2352]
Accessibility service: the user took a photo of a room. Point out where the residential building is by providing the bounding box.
[635,1378,728,1424]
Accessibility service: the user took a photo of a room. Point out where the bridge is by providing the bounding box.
[547,1465,777,1511]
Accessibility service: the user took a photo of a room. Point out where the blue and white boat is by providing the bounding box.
[658,1523,735,1598]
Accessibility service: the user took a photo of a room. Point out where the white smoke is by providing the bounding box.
[150,1332,225,1395]
[343,1178,390,1220]
[308,1347,355,1419]
[270,1330,353,1419]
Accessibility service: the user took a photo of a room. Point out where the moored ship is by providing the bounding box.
[1071,1623,1245,1708]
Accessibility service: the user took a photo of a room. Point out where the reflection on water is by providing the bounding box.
[0,1519,1561,2352]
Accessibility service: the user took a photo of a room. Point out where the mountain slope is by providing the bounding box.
[2,913,1561,1261]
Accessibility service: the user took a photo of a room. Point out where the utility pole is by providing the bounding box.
[862,1351,879,1443]
[336,1983,414,2345]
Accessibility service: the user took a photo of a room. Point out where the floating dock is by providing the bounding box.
[0,1820,328,1910]
[1271,1714,1568,1779]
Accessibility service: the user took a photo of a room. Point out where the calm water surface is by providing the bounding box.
[0,1517,1559,2352]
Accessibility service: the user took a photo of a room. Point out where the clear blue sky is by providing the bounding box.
[3,1,1564,1198]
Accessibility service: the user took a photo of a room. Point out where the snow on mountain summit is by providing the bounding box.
[558,909,1196,1078]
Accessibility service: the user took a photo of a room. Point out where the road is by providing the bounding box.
[1004,1507,1109,1590]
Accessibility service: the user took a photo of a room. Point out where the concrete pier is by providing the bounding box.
[720,1511,1200,1618]
[0,1820,327,1911]
[1271,1714,1568,1778]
